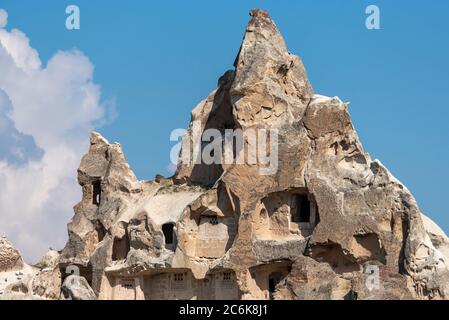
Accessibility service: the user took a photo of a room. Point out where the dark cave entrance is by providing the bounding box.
[292,194,311,223]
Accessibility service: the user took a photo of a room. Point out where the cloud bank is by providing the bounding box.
[0,9,112,262]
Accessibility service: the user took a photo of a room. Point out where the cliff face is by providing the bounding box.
[3,9,446,300]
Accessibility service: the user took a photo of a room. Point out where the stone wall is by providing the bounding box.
[108,270,239,300]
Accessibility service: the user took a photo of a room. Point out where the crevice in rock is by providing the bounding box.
[188,70,238,188]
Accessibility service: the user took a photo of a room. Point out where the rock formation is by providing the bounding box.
[0,237,24,273]
[0,238,61,300]
[1,9,448,300]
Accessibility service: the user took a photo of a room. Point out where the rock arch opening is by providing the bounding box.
[249,261,292,300]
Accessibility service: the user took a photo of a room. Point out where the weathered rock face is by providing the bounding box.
[0,238,61,300]
[0,237,34,299]
[232,9,314,128]
[0,237,23,272]
[46,9,449,300]
[31,250,62,300]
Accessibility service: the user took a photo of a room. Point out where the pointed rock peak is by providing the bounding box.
[248,9,276,28]
[247,9,277,32]
[231,9,314,127]
[234,9,288,70]
[90,131,109,146]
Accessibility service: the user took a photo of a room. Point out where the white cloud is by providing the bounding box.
[0,9,7,28]
[0,90,43,164]
[0,9,113,262]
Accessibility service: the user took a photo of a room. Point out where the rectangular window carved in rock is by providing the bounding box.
[174,273,184,282]
[171,272,187,291]
[223,272,232,281]
[162,223,175,245]
[209,216,219,225]
[92,180,101,206]
[122,281,134,289]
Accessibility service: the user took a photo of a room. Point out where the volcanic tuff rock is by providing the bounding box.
[0,239,62,300]
[1,9,448,300]
[0,237,23,272]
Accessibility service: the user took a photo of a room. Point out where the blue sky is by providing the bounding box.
[1,1,448,238]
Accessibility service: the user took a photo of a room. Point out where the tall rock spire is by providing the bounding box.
[231,9,314,127]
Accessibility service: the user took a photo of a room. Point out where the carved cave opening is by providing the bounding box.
[291,194,311,223]
[249,261,292,300]
[95,221,107,243]
[112,233,130,261]
[258,189,319,238]
[162,223,176,251]
[92,180,101,206]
